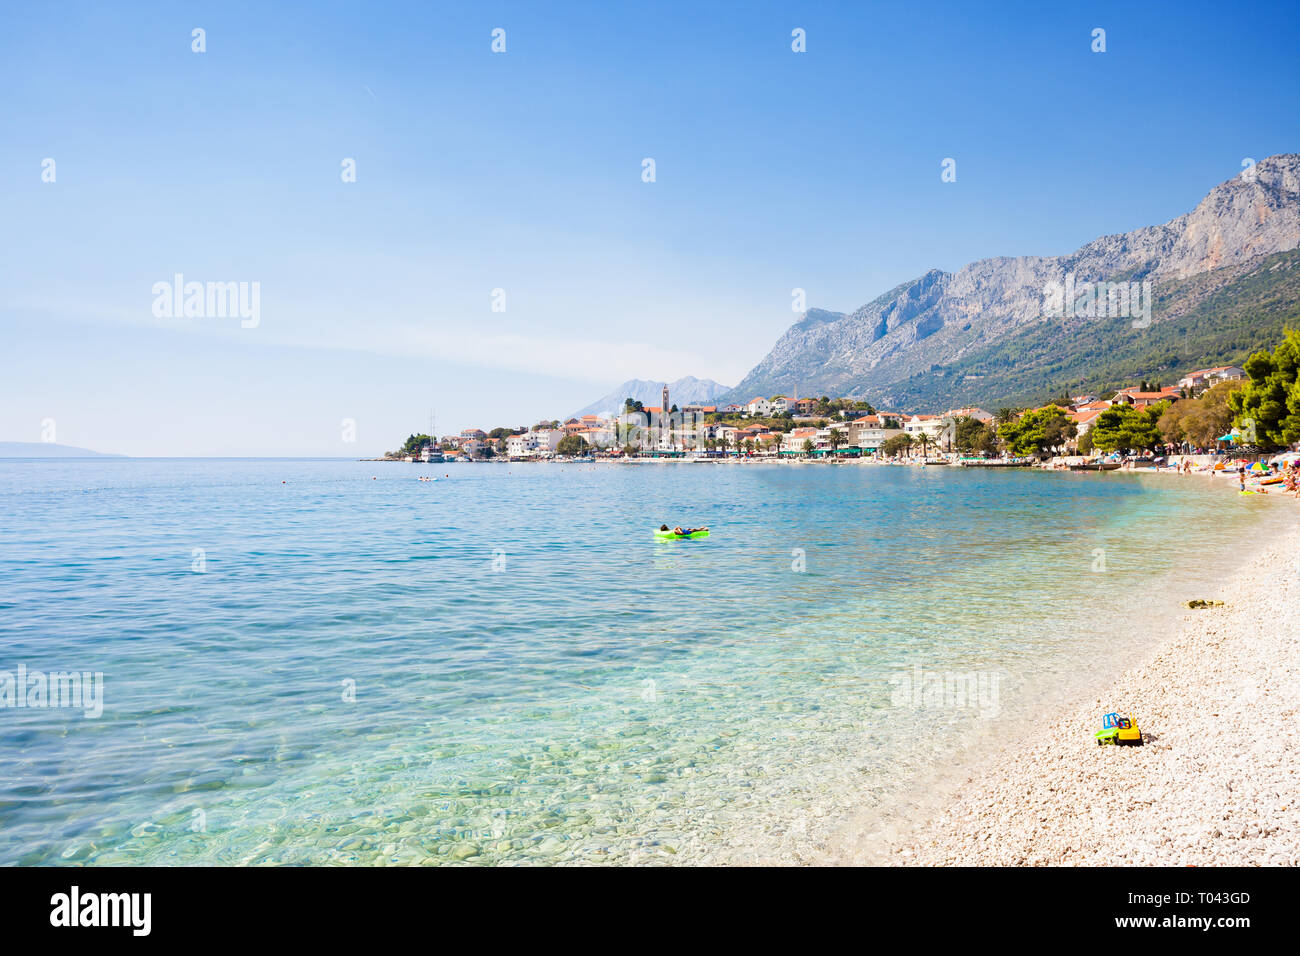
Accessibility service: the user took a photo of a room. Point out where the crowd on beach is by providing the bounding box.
[1214,455,1300,496]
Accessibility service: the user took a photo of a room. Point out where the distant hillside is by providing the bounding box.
[0,442,124,458]
[724,153,1300,410]
[573,376,730,418]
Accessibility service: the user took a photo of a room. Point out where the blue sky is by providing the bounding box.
[3,0,1298,455]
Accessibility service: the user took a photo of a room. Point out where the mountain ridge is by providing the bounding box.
[723,154,1300,409]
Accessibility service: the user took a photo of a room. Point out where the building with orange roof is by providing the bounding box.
[780,426,821,453]
[1111,386,1181,409]
[1069,406,1107,437]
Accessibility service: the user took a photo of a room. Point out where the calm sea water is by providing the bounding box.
[0,459,1271,865]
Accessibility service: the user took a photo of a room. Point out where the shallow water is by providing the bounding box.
[0,459,1271,865]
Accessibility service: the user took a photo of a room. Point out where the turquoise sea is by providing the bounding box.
[0,459,1271,865]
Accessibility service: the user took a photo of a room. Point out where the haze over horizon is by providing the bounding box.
[4,1,1300,455]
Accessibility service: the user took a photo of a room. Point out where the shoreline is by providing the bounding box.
[824,505,1299,866]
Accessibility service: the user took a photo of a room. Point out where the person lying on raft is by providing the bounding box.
[660,524,709,535]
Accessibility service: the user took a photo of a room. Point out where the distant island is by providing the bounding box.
[0,442,124,458]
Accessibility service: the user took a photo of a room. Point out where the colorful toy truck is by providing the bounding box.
[1095,711,1142,746]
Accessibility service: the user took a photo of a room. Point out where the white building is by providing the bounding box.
[780,427,821,452]
[904,415,948,440]
[506,429,563,458]
[1176,366,1247,392]
[532,428,562,456]
[744,396,774,417]
[575,425,616,448]
[505,433,536,457]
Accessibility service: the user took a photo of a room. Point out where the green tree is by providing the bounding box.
[997,406,1077,457]
[1090,402,1168,453]
[1160,380,1242,448]
[827,428,846,456]
[1228,329,1300,448]
[953,416,998,455]
[557,435,589,457]
[398,433,434,457]
[880,433,913,457]
[802,438,815,457]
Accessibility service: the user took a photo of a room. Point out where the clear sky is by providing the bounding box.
[3,1,1298,456]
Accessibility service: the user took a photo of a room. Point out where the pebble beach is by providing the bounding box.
[836,508,1300,867]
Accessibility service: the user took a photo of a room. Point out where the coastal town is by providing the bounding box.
[386,363,1272,465]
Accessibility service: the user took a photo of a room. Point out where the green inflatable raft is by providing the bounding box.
[654,529,710,540]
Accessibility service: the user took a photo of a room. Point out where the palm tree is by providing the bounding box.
[827,428,846,459]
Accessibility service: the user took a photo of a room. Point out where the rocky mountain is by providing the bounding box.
[726,154,1300,409]
[572,376,731,418]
